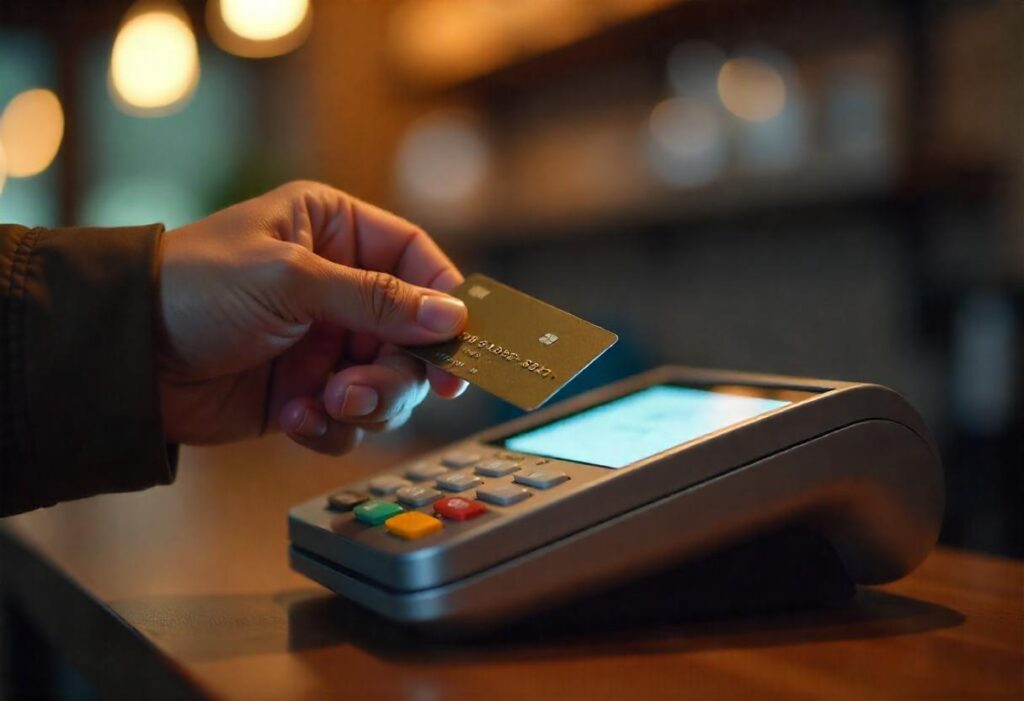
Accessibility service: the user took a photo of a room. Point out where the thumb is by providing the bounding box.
[300,256,467,345]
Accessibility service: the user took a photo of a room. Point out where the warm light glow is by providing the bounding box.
[396,112,490,206]
[0,89,65,177]
[647,97,724,187]
[604,0,681,20]
[208,0,312,57]
[717,57,786,122]
[388,0,687,88]
[110,5,200,114]
[489,0,593,53]
[388,0,512,87]
[220,0,309,40]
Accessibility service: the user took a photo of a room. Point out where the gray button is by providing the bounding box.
[441,451,482,468]
[436,471,482,492]
[475,459,520,477]
[326,490,367,512]
[368,475,411,495]
[396,485,442,507]
[476,484,531,506]
[514,469,569,489]
[405,462,448,482]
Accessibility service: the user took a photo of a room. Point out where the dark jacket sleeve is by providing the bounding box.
[0,223,176,516]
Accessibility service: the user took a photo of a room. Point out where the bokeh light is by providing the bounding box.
[0,88,65,177]
[647,97,725,187]
[109,4,200,115]
[396,111,490,207]
[717,57,786,122]
[221,0,309,40]
[727,49,807,171]
[208,0,312,57]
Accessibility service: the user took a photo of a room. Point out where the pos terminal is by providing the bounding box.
[288,367,944,627]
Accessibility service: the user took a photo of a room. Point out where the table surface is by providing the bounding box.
[1,434,1022,700]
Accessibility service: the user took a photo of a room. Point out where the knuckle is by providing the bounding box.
[279,179,333,206]
[281,179,322,196]
[361,270,409,326]
[266,243,310,290]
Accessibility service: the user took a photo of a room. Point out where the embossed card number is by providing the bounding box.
[403,274,618,410]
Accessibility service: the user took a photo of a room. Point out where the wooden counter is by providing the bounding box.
[1,435,1021,700]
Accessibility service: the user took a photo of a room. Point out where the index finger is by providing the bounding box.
[342,202,469,393]
[354,198,464,290]
[304,184,463,289]
[293,183,468,394]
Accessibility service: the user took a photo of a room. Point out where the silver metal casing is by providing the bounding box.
[288,367,944,626]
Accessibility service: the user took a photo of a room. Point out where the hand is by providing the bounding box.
[156,180,468,454]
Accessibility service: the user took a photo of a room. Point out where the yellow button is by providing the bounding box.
[385,511,443,540]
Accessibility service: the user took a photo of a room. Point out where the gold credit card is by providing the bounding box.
[405,274,618,410]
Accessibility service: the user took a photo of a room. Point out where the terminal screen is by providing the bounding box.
[502,385,792,468]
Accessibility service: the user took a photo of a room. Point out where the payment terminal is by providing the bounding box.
[288,367,943,627]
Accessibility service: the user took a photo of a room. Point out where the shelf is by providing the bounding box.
[425,159,1004,252]
[400,0,897,96]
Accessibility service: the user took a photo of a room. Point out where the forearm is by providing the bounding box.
[0,223,175,516]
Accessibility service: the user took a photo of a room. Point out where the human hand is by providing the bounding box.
[156,180,468,454]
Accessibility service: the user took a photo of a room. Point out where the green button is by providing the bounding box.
[354,500,404,525]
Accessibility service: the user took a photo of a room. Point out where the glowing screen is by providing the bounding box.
[503,385,791,468]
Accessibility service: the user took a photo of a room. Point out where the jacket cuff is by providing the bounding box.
[20,224,175,508]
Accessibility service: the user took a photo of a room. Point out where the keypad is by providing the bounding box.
[396,485,442,507]
[385,512,443,540]
[433,497,488,521]
[405,462,448,482]
[476,484,531,506]
[514,469,570,489]
[368,475,411,495]
[441,451,482,468]
[436,471,482,492]
[330,451,574,536]
[354,500,404,526]
[475,459,520,477]
[326,490,367,512]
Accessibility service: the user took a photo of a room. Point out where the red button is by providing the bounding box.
[433,496,487,521]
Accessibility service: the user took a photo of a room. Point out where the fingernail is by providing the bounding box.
[296,408,328,438]
[417,295,467,334]
[341,385,378,417]
[432,270,462,293]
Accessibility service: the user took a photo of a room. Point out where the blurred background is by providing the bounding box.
[0,0,1020,556]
